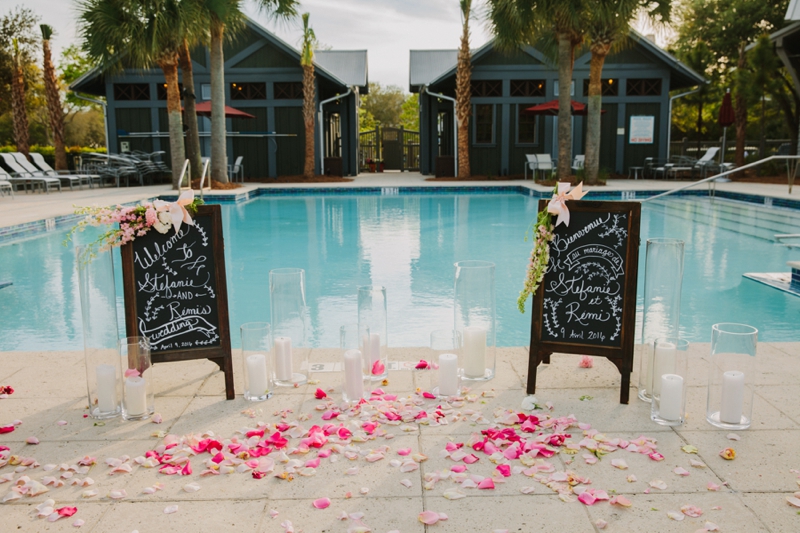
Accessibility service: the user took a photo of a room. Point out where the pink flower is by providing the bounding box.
[579,356,593,368]
[314,388,327,400]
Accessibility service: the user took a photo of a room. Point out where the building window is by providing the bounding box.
[510,80,545,97]
[113,83,150,101]
[517,105,538,145]
[230,82,266,100]
[582,78,618,96]
[471,80,502,97]
[474,104,494,144]
[201,84,211,100]
[274,82,303,99]
[157,83,183,100]
[626,78,661,96]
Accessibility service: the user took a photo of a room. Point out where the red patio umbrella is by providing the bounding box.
[184,101,255,119]
[525,99,605,115]
[718,90,735,165]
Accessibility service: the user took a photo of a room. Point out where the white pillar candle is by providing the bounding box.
[368,333,381,365]
[124,376,147,416]
[246,353,269,395]
[274,337,293,381]
[658,374,683,421]
[463,326,486,378]
[95,364,117,413]
[344,349,364,401]
[438,353,459,397]
[720,370,745,424]
[652,342,677,396]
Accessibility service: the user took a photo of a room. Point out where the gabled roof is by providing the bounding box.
[314,50,369,92]
[409,30,705,93]
[408,50,458,92]
[788,0,800,21]
[70,16,364,96]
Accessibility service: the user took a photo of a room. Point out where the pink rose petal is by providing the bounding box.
[478,478,495,489]
[164,505,178,514]
[418,510,442,525]
[787,496,800,508]
[371,360,385,376]
[610,495,632,507]
[73,519,85,527]
[578,491,598,506]
[124,368,140,379]
[312,497,331,509]
[57,507,78,517]
[26,436,39,445]
[681,505,703,518]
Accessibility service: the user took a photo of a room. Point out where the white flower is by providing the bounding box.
[153,211,172,234]
[521,396,538,411]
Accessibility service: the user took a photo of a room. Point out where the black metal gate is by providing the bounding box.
[359,126,420,172]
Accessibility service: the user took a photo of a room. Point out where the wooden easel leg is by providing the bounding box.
[526,352,538,395]
[620,371,630,404]
[223,356,235,400]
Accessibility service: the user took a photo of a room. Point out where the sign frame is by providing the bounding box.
[526,200,641,403]
[121,204,234,400]
[629,115,654,144]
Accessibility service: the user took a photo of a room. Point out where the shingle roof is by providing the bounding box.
[408,50,458,91]
[788,0,800,21]
[314,50,368,90]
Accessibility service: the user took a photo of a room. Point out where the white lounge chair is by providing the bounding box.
[524,154,554,181]
[693,147,721,177]
[0,168,13,198]
[28,152,100,189]
[228,156,244,183]
[0,153,61,193]
[571,155,585,172]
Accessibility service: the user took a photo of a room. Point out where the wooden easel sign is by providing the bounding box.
[527,200,641,403]
[121,204,234,399]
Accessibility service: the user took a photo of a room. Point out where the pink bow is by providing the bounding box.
[547,182,586,227]
[153,190,196,235]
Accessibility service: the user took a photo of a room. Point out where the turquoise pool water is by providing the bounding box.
[2,192,800,351]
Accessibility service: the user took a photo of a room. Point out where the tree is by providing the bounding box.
[583,0,671,184]
[361,83,406,126]
[300,12,316,179]
[674,40,715,154]
[0,6,39,119]
[749,35,783,166]
[359,106,376,132]
[199,0,298,183]
[40,25,67,170]
[78,0,205,188]
[179,39,203,181]
[487,0,585,180]
[11,39,30,156]
[456,0,472,178]
[400,93,419,131]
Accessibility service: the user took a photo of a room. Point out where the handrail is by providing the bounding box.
[198,158,210,199]
[178,159,191,190]
[641,155,800,202]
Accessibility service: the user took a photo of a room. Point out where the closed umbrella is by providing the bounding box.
[184,101,255,119]
[718,89,735,166]
[525,99,606,116]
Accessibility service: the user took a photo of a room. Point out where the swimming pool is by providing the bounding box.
[2,190,799,351]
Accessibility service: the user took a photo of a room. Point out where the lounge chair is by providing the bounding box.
[692,147,720,178]
[0,153,61,193]
[0,168,13,198]
[28,152,100,189]
[524,154,554,181]
[571,155,585,172]
[228,156,244,183]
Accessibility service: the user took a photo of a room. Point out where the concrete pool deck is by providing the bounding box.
[1,344,799,532]
[0,174,797,230]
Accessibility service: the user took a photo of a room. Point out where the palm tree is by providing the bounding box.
[200,0,298,183]
[300,12,315,179]
[179,38,203,180]
[40,25,68,170]
[78,0,205,188]
[11,38,30,157]
[455,0,472,178]
[583,0,671,184]
[487,0,585,180]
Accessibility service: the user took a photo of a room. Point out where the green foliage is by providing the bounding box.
[59,45,98,109]
[399,93,419,132]
[361,83,406,127]
[299,12,314,66]
[0,6,40,116]
[359,106,376,132]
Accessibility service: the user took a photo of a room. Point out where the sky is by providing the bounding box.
[19,0,663,92]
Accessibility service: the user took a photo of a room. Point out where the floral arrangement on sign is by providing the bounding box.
[65,190,203,261]
[517,182,586,313]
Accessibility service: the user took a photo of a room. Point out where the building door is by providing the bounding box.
[580,103,618,173]
[382,127,402,170]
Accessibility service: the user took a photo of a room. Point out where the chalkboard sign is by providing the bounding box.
[527,200,641,403]
[121,204,234,399]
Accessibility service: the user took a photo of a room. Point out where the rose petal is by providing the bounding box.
[719,448,736,460]
[443,488,466,499]
[183,483,201,493]
[26,436,39,445]
[674,467,690,476]
[595,519,608,529]
[400,479,413,488]
[73,519,85,527]
[611,459,628,470]
[314,388,327,400]
[667,511,685,521]
[312,497,331,509]
[786,496,800,508]
[418,511,441,525]
[164,505,178,514]
[57,507,78,517]
[124,368,140,379]
[649,479,667,490]
[151,413,163,424]
[610,495,632,507]
[726,433,740,441]
[681,505,703,518]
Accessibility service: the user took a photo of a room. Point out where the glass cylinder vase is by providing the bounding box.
[340,324,369,403]
[454,260,496,381]
[638,238,685,402]
[706,323,758,430]
[120,336,154,421]
[431,329,462,398]
[357,286,388,381]
[241,322,273,401]
[650,337,689,426]
[270,268,309,386]
[76,245,121,420]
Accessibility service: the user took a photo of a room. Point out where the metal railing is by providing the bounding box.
[178,159,191,190]
[199,158,210,199]
[642,155,800,203]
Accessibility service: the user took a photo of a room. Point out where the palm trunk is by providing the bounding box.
[556,32,574,180]
[180,39,203,181]
[586,42,610,185]
[455,0,472,178]
[210,17,229,184]
[11,58,30,157]
[696,100,703,155]
[734,44,747,168]
[302,64,316,179]
[43,39,67,170]
[758,95,765,174]
[159,56,186,189]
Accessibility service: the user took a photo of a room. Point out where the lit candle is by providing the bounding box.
[652,342,677,396]
[246,353,269,396]
[124,376,147,417]
[274,337,293,381]
[658,374,683,421]
[95,364,117,413]
[438,353,459,397]
[720,370,745,424]
[343,349,364,402]
[463,326,486,379]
